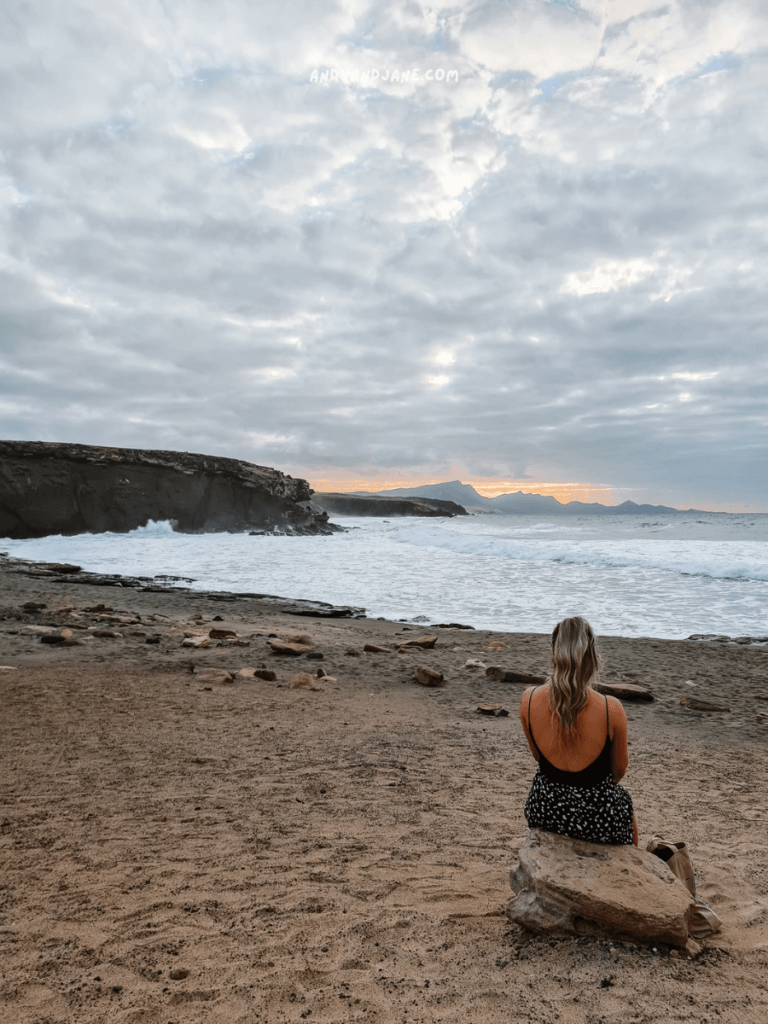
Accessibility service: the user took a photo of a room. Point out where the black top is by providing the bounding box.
[527,687,613,788]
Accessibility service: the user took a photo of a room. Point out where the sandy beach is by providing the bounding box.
[1,557,767,1024]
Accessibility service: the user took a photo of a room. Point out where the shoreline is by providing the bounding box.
[2,550,768,1023]
[3,549,767,646]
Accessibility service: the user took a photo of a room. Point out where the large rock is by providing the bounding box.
[507,830,697,948]
[0,440,340,538]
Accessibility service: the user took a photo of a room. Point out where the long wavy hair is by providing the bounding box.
[547,615,600,739]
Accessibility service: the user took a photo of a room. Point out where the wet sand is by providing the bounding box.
[1,557,767,1023]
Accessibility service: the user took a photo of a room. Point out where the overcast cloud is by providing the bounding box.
[1,0,767,510]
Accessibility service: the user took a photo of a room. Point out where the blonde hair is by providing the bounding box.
[547,616,600,738]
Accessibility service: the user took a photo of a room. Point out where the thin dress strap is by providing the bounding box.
[528,687,541,757]
[605,694,610,740]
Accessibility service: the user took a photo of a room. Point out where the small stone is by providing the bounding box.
[363,643,391,654]
[209,627,237,639]
[40,634,66,644]
[182,636,210,649]
[56,605,75,613]
[93,630,122,639]
[344,648,361,657]
[236,667,257,679]
[477,703,502,715]
[212,615,223,621]
[269,640,314,656]
[316,668,327,677]
[61,628,73,639]
[253,669,278,681]
[195,669,234,685]
[129,630,147,637]
[679,696,730,713]
[169,968,189,980]
[594,681,654,702]
[23,601,47,610]
[485,641,508,650]
[463,659,487,670]
[485,667,546,684]
[290,672,320,691]
[145,635,161,645]
[398,635,438,650]
[414,666,445,687]
[670,949,679,959]
[304,652,324,660]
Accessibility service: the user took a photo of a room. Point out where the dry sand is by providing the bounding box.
[1,559,767,1023]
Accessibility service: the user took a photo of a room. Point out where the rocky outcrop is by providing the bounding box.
[507,830,697,948]
[0,440,340,538]
[309,493,467,517]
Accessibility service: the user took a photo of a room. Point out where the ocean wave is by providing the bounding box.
[384,522,768,582]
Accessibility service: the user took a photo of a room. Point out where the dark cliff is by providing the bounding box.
[0,441,340,538]
[310,493,467,517]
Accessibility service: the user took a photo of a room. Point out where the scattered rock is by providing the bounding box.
[212,615,224,621]
[145,635,162,645]
[344,648,361,657]
[363,643,391,653]
[93,630,123,639]
[23,601,46,610]
[485,641,508,651]
[40,634,66,644]
[679,696,730,713]
[195,669,234,685]
[594,681,654,702]
[129,630,147,637]
[414,666,445,687]
[398,635,438,650]
[269,639,314,656]
[209,627,237,639]
[182,636,210,649]
[485,667,546,684]
[315,668,337,681]
[254,669,278,681]
[56,605,75,613]
[304,651,324,660]
[60,628,73,639]
[278,632,314,645]
[507,829,697,948]
[290,672,320,691]
[0,665,19,671]
[430,622,475,629]
[39,563,81,573]
[22,624,57,634]
[169,968,189,980]
[476,704,509,716]
[463,659,487,670]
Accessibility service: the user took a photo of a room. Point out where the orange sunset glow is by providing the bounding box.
[305,476,619,506]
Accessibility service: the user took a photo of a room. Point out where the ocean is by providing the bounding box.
[3,512,768,640]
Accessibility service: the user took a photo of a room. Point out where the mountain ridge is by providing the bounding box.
[350,480,703,515]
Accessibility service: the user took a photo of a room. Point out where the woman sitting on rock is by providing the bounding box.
[520,615,637,846]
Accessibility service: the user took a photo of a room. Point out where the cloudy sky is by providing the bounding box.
[2,0,767,511]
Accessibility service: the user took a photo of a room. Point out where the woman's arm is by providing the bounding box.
[608,696,629,783]
[519,686,540,762]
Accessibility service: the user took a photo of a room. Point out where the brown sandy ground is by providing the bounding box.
[1,566,767,1024]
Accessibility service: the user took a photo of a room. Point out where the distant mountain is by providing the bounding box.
[352,480,699,515]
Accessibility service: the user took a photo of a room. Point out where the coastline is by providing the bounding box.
[2,552,767,1022]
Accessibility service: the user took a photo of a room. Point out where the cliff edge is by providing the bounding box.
[0,440,340,539]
